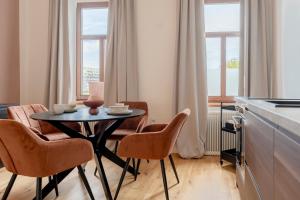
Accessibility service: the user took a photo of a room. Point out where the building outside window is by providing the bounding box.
[76,2,108,99]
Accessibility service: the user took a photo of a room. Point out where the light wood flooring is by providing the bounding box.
[0,155,240,200]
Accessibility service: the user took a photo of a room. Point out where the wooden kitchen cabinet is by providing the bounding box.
[236,98,300,200]
[244,165,261,200]
[244,111,274,200]
[274,128,300,200]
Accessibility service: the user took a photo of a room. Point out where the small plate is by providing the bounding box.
[106,109,133,115]
[64,108,77,113]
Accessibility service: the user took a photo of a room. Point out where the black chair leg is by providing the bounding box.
[132,158,136,169]
[114,141,119,154]
[169,155,180,184]
[94,167,98,176]
[53,175,59,196]
[114,158,131,200]
[160,160,169,200]
[48,176,59,197]
[77,166,95,200]
[1,174,17,200]
[36,177,42,200]
[134,159,141,181]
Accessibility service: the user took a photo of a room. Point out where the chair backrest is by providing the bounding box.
[118,101,149,132]
[0,120,46,175]
[161,108,191,157]
[117,108,191,160]
[8,104,59,134]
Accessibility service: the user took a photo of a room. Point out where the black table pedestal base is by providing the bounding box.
[34,120,135,200]
[30,108,145,200]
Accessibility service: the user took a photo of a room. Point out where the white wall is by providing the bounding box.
[19,0,50,105]
[0,0,20,104]
[136,0,177,123]
[279,0,300,98]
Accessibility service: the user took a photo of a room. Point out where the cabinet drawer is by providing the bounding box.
[244,111,274,200]
[245,165,261,200]
[274,129,300,200]
[236,165,245,199]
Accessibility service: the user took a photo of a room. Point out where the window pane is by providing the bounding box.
[206,38,221,96]
[226,37,240,96]
[82,8,108,35]
[82,40,100,95]
[205,4,240,32]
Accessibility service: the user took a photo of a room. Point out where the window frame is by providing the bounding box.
[76,2,109,100]
[205,0,240,103]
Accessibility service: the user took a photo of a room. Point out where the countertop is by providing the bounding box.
[235,97,300,138]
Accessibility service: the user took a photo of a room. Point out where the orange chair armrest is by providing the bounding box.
[42,139,94,175]
[141,124,167,133]
[118,132,168,160]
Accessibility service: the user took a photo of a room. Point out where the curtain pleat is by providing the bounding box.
[104,0,138,106]
[47,0,75,108]
[175,0,208,158]
[239,0,279,98]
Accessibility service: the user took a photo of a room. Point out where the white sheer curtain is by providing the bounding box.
[104,0,139,106]
[47,0,76,107]
[175,0,208,158]
[239,0,279,98]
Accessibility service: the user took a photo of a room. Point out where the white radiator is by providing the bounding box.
[205,108,237,155]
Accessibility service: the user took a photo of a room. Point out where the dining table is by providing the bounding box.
[31,106,145,200]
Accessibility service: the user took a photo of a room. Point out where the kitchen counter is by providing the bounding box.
[235,97,300,138]
[236,97,300,200]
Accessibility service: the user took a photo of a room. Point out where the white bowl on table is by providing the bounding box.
[53,104,65,115]
[107,104,131,115]
[52,103,77,114]
[108,105,129,113]
[63,104,77,112]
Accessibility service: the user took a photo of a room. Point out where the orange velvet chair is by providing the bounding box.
[94,101,148,141]
[114,109,191,200]
[7,104,81,141]
[93,101,148,175]
[0,120,95,200]
[7,104,82,196]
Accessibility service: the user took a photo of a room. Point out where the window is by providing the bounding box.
[204,0,240,103]
[76,2,108,99]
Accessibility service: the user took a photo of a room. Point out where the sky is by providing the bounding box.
[82,8,108,68]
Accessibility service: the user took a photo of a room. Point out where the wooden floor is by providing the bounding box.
[0,155,240,200]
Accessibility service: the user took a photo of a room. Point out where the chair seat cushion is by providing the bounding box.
[44,132,70,141]
[109,129,136,140]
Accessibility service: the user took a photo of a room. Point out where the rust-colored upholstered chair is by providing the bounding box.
[114,109,191,200]
[7,104,81,141]
[93,101,148,175]
[94,101,148,141]
[7,104,82,196]
[0,120,94,200]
